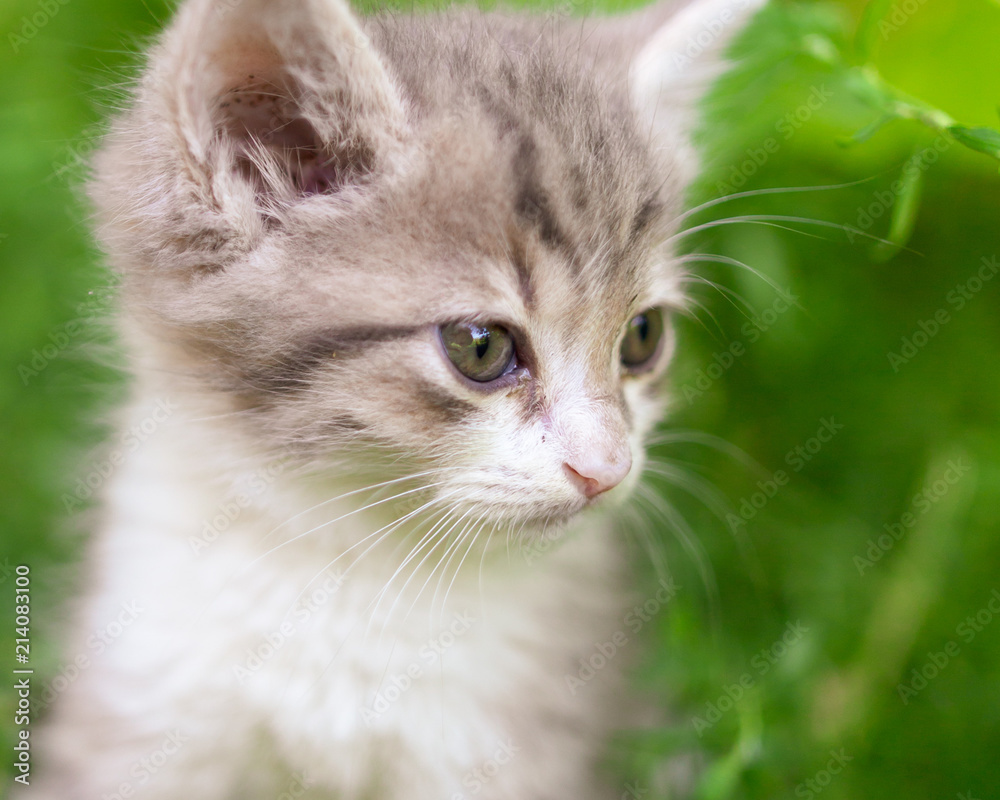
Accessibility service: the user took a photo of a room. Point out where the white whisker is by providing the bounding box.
[675,177,879,225]
[241,478,455,574]
[278,489,463,624]
[434,515,491,628]
[668,213,915,251]
[379,507,479,642]
[678,252,795,306]
[635,481,719,614]
[364,507,466,644]
[259,466,461,544]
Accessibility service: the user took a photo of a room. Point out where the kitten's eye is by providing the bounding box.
[441,323,516,383]
[620,308,665,373]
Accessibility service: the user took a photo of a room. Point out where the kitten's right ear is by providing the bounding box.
[92,0,406,274]
[158,0,405,198]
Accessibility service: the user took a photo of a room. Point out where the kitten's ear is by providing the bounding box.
[159,0,406,198]
[90,0,407,280]
[630,0,765,182]
[91,0,407,278]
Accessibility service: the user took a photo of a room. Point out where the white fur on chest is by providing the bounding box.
[63,397,630,799]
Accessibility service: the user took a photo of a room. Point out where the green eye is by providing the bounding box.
[441,322,516,383]
[620,308,664,373]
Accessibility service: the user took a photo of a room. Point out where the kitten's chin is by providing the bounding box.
[487,489,628,537]
[496,500,623,560]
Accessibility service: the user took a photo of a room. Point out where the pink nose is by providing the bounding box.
[564,455,632,499]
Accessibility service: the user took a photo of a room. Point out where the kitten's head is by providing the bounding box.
[92,0,762,529]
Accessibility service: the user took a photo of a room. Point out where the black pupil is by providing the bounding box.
[635,315,649,342]
[474,329,489,359]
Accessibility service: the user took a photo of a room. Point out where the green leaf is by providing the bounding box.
[801,33,841,67]
[870,153,925,263]
[855,0,897,61]
[948,125,1000,160]
[694,691,762,800]
[842,113,899,146]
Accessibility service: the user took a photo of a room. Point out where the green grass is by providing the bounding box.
[2,0,1000,797]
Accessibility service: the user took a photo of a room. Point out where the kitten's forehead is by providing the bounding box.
[287,24,675,324]
[366,10,676,299]
[286,119,671,342]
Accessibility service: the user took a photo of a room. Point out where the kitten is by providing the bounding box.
[27,0,763,797]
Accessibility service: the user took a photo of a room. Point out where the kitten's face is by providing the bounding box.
[91,0,762,532]
[189,115,678,528]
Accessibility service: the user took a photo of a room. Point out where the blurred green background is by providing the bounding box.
[1,0,999,798]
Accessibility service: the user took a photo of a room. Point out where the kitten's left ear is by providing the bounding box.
[630,0,766,183]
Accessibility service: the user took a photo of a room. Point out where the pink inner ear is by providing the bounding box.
[219,81,373,198]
